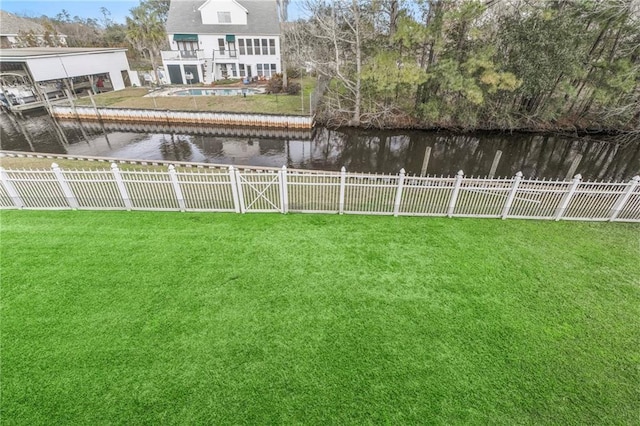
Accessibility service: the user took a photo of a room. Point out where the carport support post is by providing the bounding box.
[0,167,24,208]
[447,170,464,218]
[168,165,186,212]
[111,163,132,210]
[501,171,523,219]
[52,163,79,209]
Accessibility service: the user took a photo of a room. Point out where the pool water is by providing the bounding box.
[172,88,259,96]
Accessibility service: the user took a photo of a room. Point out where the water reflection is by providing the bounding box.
[0,111,638,180]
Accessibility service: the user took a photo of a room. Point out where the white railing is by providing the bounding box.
[1,163,638,222]
[161,50,205,61]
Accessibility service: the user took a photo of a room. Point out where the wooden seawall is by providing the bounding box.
[51,106,314,129]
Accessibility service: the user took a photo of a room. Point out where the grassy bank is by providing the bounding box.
[73,77,315,116]
[1,211,639,424]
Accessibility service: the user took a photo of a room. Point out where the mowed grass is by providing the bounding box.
[73,77,314,115]
[1,211,639,424]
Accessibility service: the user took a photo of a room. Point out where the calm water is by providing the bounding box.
[1,111,638,180]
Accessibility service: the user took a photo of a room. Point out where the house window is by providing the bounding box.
[239,64,246,77]
[261,39,268,55]
[218,38,225,55]
[254,39,260,55]
[217,11,231,23]
[269,39,276,55]
[246,38,253,55]
[230,64,237,77]
[257,64,263,76]
[270,64,277,76]
[239,39,245,55]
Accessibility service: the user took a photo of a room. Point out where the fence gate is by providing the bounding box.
[235,170,284,213]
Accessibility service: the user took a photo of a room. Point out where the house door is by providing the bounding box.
[167,65,183,84]
[246,65,252,78]
[184,65,200,84]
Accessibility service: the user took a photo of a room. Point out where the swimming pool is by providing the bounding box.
[172,88,261,96]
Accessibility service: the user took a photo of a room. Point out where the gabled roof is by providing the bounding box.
[166,0,280,36]
[0,10,46,36]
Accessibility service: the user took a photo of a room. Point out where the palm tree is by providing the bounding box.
[126,5,166,84]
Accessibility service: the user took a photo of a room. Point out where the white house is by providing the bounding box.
[163,0,283,85]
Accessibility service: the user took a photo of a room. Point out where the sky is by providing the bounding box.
[1,0,139,23]
[0,0,307,24]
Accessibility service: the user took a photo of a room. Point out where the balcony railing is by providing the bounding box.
[161,50,205,61]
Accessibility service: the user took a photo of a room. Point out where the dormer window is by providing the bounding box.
[217,11,231,23]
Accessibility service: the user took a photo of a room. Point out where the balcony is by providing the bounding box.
[161,50,205,61]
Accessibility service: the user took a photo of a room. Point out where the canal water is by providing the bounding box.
[1,110,638,180]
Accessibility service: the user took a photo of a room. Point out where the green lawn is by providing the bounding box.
[1,211,639,424]
[73,76,315,116]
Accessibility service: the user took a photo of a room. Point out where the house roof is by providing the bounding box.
[0,47,127,61]
[0,10,47,35]
[166,0,280,36]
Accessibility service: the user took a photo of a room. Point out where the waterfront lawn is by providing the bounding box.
[1,211,639,424]
[74,77,315,115]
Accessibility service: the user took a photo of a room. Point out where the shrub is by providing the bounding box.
[287,82,301,95]
[267,74,283,94]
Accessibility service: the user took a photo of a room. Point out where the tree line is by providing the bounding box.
[286,0,639,132]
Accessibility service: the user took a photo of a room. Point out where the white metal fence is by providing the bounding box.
[1,164,638,222]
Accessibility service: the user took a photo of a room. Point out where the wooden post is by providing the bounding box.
[52,163,79,209]
[168,165,186,212]
[420,146,431,177]
[111,163,132,210]
[393,168,405,217]
[339,166,346,214]
[234,168,246,213]
[447,170,464,218]
[488,150,502,178]
[228,166,241,213]
[554,174,582,221]
[609,175,640,221]
[0,167,24,208]
[501,171,523,219]
[280,165,288,214]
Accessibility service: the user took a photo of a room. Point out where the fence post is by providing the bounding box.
[609,175,640,221]
[0,167,24,208]
[393,168,405,217]
[339,167,346,214]
[235,168,246,213]
[447,170,464,218]
[111,163,132,211]
[501,171,523,219]
[168,165,186,212]
[280,165,289,214]
[51,163,79,209]
[554,174,582,221]
[228,166,241,213]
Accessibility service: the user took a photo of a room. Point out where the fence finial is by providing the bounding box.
[282,165,287,171]
[341,166,346,173]
[111,163,118,169]
[515,171,523,178]
[168,164,175,171]
[52,162,59,169]
[632,175,640,182]
[399,168,405,175]
[574,174,582,180]
[456,170,464,176]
